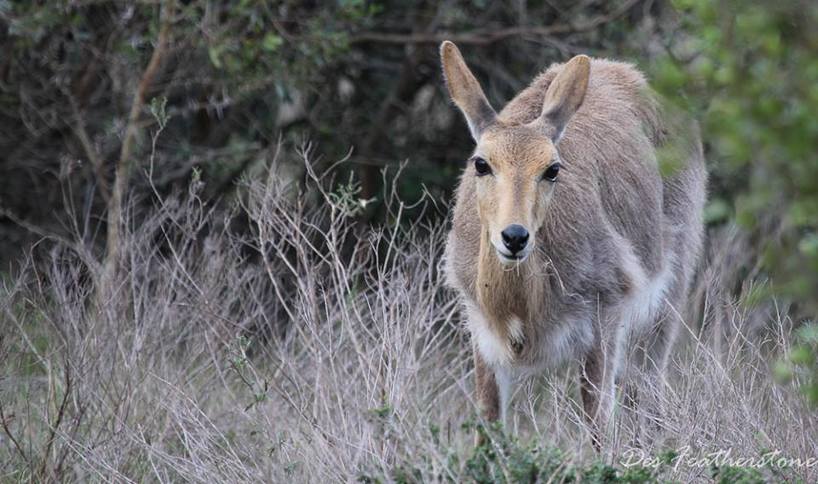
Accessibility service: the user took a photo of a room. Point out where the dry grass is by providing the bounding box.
[1,149,815,483]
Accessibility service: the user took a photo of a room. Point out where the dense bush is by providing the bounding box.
[649,0,818,406]
[653,0,818,309]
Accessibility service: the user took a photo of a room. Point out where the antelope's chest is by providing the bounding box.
[464,302,522,367]
[465,302,594,371]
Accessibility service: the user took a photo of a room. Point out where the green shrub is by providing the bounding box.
[360,421,667,483]
[653,0,818,309]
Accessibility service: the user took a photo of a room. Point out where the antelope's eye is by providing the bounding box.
[473,157,492,176]
[543,162,561,182]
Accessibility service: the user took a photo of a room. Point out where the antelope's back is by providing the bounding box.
[501,58,705,279]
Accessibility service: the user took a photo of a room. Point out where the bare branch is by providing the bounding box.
[101,0,175,296]
[349,0,642,45]
[67,93,110,203]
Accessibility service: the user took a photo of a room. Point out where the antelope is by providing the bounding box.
[440,41,706,448]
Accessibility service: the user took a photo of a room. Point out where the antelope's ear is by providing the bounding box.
[440,41,496,141]
[539,55,590,142]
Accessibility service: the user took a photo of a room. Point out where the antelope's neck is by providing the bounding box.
[475,229,539,328]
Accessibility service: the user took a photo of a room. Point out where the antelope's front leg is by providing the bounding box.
[580,347,604,451]
[580,336,620,451]
[474,347,500,421]
[473,346,501,445]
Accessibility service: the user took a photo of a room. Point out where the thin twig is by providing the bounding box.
[0,398,30,468]
[38,363,72,480]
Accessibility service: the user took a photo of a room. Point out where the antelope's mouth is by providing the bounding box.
[494,246,532,265]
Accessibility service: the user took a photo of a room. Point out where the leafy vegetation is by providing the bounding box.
[654,0,818,306]
[649,0,818,409]
[775,323,818,405]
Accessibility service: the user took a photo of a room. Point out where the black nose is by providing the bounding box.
[501,224,529,255]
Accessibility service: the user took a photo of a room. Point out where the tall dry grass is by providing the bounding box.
[1,148,815,482]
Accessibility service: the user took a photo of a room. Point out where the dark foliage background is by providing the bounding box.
[0,0,668,256]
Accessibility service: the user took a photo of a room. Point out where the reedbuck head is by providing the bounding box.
[441,41,590,265]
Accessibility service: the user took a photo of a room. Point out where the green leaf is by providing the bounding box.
[772,361,792,383]
[798,233,818,257]
[703,198,731,224]
[790,345,814,366]
[208,45,223,69]
[262,33,283,52]
[796,323,818,344]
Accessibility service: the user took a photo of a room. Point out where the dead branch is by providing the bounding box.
[67,93,109,202]
[38,363,71,481]
[100,0,174,296]
[0,398,30,469]
[349,0,641,45]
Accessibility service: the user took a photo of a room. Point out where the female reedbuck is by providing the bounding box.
[440,41,706,447]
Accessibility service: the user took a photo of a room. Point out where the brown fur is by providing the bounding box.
[440,41,707,448]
